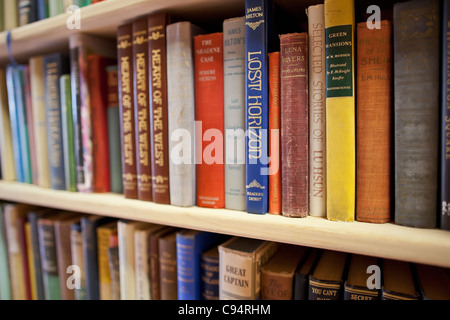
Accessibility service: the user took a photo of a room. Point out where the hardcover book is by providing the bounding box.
[260,244,309,300]
[244,0,273,214]
[107,232,120,300]
[24,65,38,185]
[29,55,51,188]
[194,32,225,209]
[293,248,321,300]
[133,17,152,202]
[148,12,171,204]
[200,246,220,300]
[344,254,380,300]
[356,21,392,224]
[0,203,11,300]
[159,229,179,300]
[307,4,326,217]
[167,21,203,207]
[70,221,87,300]
[415,264,450,300]
[219,237,278,300]
[268,51,281,215]
[43,53,70,190]
[280,32,309,218]
[223,16,246,211]
[308,250,348,300]
[394,0,440,228]
[96,220,117,300]
[0,68,16,182]
[176,230,229,300]
[117,24,138,199]
[441,0,450,231]
[324,0,356,222]
[381,259,419,300]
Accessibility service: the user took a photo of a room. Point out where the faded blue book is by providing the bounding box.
[176,230,229,300]
[244,0,274,214]
[43,53,70,190]
[36,0,49,20]
[12,65,32,184]
[0,203,11,300]
[5,65,24,183]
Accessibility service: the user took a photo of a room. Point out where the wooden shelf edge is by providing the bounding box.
[0,181,449,268]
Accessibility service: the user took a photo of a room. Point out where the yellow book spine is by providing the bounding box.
[97,227,115,300]
[25,222,37,300]
[324,0,355,222]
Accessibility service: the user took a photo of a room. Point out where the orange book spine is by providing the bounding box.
[268,52,281,215]
[194,32,225,208]
[356,21,392,223]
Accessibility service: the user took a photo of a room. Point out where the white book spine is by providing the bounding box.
[223,17,246,211]
[135,230,150,300]
[307,4,327,217]
[167,22,202,207]
[118,221,136,300]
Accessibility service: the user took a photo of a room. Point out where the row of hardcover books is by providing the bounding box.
[1,202,449,301]
[0,0,449,231]
[0,0,102,31]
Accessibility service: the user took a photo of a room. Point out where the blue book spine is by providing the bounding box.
[245,0,271,214]
[37,0,48,20]
[43,53,69,190]
[5,66,24,183]
[13,66,32,184]
[176,231,228,300]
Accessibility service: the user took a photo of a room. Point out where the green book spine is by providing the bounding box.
[38,220,61,300]
[0,0,4,31]
[48,0,64,16]
[73,0,91,7]
[60,74,77,192]
[0,204,11,300]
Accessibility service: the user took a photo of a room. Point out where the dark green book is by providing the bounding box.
[0,203,11,300]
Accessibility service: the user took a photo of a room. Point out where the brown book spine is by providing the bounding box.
[280,33,309,218]
[148,13,171,204]
[55,219,76,300]
[133,18,152,202]
[158,231,177,300]
[117,24,138,199]
[356,21,392,224]
[149,227,172,300]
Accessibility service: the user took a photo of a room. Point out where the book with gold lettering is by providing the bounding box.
[381,259,419,300]
[148,13,171,204]
[344,254,380,300]
[356,21,392,224]
[307,4,326,217]
[324,0,356,222]
[219,237,278,300]
[194,32,225,209]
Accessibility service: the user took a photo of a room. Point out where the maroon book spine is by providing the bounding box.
[148,13,171,204]
[117,24,138,199]
[280,33,309,218]
[133,18,152,202]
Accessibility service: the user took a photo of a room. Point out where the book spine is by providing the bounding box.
[280,33,309,218]
[117,24,138,199]
[70,223,87,300]
[27,212,45,300]
[18,217,32,300]
[324,0,356,222]
[133,18,152,202]
[0,204,11,300]
[106,65,123,194]
[97,226,115,300]
[81,218,101,300]
[167,22,202,207]
[25,222,37,300]
[24,66,38,186]
[261,271,294,300]
[55,220,75,300]
[4,0,18,30]
[344,284,379,300]
[442,0,450,231]
[44,54,68,190]
[36,0,48,20]
[18,0,36,26]
[356,21,392,224]
[293,274,308,300]
[245,0,270,214]
[107,234,120,300]
[149,228,171,300]
[307,4,327,217]
[6,66,24,182]
[38,220,61,300]
[159,234,178,300]
[0,68,17,182]
[88,55,112,193]
[200,250,220,300]
[148,13,170,204]
[117,221,136,300]
[194,32,225,208]
[394,0,439,228]
[268,52,281,215]
[223,17,246,211]
[134,230,150,300]
[309,278,343,300]
[60,74,77,192]
[176,233,195,300]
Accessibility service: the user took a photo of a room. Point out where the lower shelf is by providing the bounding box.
[0,180,449,268]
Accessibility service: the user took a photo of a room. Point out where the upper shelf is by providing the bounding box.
[0,181,449,268]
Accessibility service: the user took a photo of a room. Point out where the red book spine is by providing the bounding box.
[268,52,281,215]
[88,55,114,193]
[24,65,38,186]
[117,24,138,199]
[133,18,152,202]
[280,33,309,218]
[148,13,171,204]
[194,32,225,208]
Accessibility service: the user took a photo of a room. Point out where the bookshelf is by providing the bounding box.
[0,0,449,280]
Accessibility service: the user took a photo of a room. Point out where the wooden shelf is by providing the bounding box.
[0,181,449,268]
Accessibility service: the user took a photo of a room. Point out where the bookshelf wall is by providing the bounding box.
[0,0,449,275]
